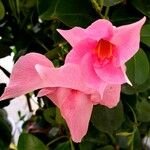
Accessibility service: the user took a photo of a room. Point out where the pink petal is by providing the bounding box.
[80,53,107,97]
[35,63,93,94]
[65,38,97,64]
[39,88,93,142]
[91,84,121,108]
[57,19,114,47]
[0,53,53,100]
[38,88,70,107]
[57,27,86,47]
[94,62,127,84]
[111,17,146,65]
[60,89,93,142]
[86,19,114,41]
[99,84,121,108]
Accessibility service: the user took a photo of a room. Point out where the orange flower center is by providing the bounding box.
[94,39,114,60]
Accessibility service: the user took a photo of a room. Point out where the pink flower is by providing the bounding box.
[0,53,120,142]
[0,17,145,142]
[37,84,120,142]
[57,17,146,96]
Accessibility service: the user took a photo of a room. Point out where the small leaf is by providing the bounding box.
[136,98,150,122]
[116,132,133,137]
[17,133,48,150]
[0,0,5,20]
[126,49,149,85]
[91,102,124,134]
[141,24,150,47]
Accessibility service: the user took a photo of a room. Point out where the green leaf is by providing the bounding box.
[102,0,124,6]
[126,49,149,85]
[141,24,150,47]
[79,141,95,150]
[122,68,150,95]
[96,145,114,150]
[131,0,150,18]
[136,98,150,122]
[91,102,124,134]
[43,108,56,124]
[17,133,48,150]
[55,108,65,125]
[38,0,96,27]
[55,141,70,150]
[0,117,12,150]
[0,0,5,20]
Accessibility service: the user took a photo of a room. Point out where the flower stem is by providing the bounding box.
[104,6,110,19]
[70,138,75,150]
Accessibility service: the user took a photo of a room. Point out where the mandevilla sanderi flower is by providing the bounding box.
[0,17,146,142]
[57,17,146,96]
[0,53,120,142]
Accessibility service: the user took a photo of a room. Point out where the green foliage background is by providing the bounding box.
[0,0,150,150]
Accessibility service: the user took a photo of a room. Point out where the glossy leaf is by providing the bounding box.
[126,49,149,85]
[38,0,96,27]
[141,24,150,47]
[131,0,150,18]
[0,117,12,150]
[136,98,150,122]
[91,102,124,134]
[17,133,48,150]
[55,141,70,150]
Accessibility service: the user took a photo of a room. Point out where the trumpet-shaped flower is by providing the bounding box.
[0,17,145,142]
[57,17,146,96]
[0,53,120,142]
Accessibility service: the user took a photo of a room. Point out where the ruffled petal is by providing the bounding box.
[91,84,121,108]
[80,53,107,97]
[39,88,93,142]
[94,62,127,84]
[35,63,93,94]
[0,53,53,100]
[60,90,93,142]
[38,88,70,107]
[58,19,114,47]
[111,17,146,65]
[65,38,97,64]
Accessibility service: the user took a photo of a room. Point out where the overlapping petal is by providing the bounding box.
[91,84,121,108]
[57,19,114,47]
[94,62,127,84]
[38,88,93,143]
[80,53,107,97]
[35,63,93,94]
[65,38,97,64]
[0,53,53,100]
[60,17,146,88]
